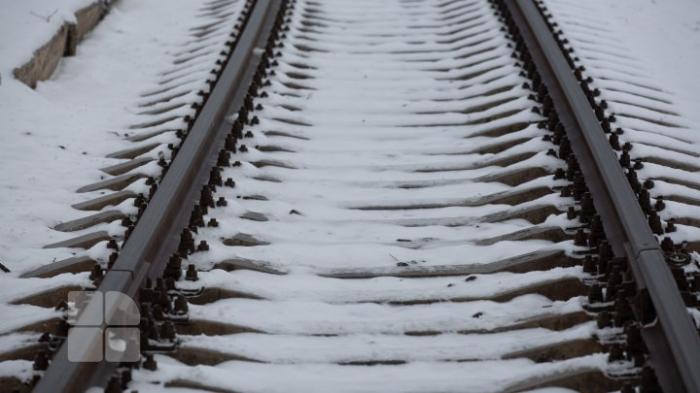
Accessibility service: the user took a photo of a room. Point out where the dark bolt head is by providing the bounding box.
[595,106,605,121]
[185,264,198,281]
[643,179,654,189]
[619,151,630,168]
[560,186,572,198]
[55,319,70,337]
[121,369,132,385]
[648,210,663,234]
[654,196,665,211]
[149,183,158,198]
[33,352,49,371]
[622,142,633,152]
[621,384,634,393]
[216,197,227,207]
[197,240,210,252]
[151,304,164,322]
[588,284,603,304]
[598,241,612,266]
[608,344,625,362]
[633,160,644,170]
[160,321,176,341]
[208,218,219,227]
[143,354,157,371]
[134,194,146,207]
[239,145,248,153]
[666,219,676,233]
[225,178,236,188]
[108,253,118,268]
[553,168,565,179]
[641,367,660,391]
[566,206,577,219]
[174,295,189,315]
[574,229,588,247]
[155,278,165,291]
[596,311,612,329]
[105,376,121,393]
[107,239,119,250]
[582,255,596,273]
[638,189,651,213]
[693,273,700,291]
[609,133,620,150]
[90,264,104,281]
[661,237,675,252]
[50,300,68,316]
[627,169,641,193]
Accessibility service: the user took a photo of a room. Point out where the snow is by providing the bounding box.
[0,0,194,273]
[129,353,608,393]
[189,295,584,335]
[0,0,245,273]
[0,0,246,381]
[0,0,95,78]
[179,322,596,363]
[149,0,613,390]
[598,0,700,125]
[180,266,585,303]
[542,0,700,251]
[0,359,33,382]
[8,0,698,389]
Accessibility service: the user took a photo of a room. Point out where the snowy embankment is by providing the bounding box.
[0,0,247,383]
[541,0,700,312]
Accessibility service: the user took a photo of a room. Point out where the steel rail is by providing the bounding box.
[33,0,282,391]
[503,1,700,392]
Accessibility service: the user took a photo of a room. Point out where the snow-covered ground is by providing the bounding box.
[0,0,191,272]
[0,0,699,391]
[603,0,700,124]
[541,0,700,280]
[0,0,96,80]
[0,0,246,383]
[0,0,245,272]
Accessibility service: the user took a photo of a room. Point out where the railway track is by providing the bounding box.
[2,0,699,392]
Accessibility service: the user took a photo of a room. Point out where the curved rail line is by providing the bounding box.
[27,0,699,392]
